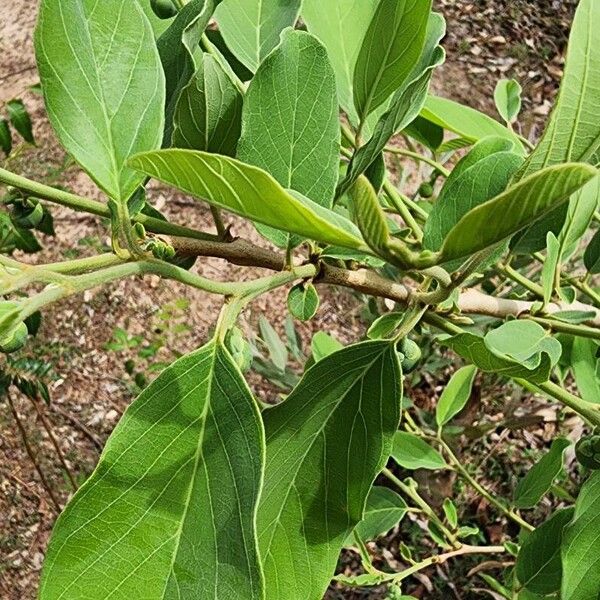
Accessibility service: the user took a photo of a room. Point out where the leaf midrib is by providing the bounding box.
[160,342,217,599]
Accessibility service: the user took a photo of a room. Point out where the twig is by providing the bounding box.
[382,468,460,548]
[385,146,450,177]
[28,395,78,491]
[50,404,103,450]
[437,437,534,532]
[6,395,61,514]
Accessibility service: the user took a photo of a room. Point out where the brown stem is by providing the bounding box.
[28,395,78,491]
[171,235,600,328]
[50,404,103,451]
[6,394,61,514]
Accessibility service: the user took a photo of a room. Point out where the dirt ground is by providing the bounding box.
[0,1,577,598]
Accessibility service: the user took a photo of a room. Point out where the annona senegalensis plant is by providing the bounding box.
[1,0,600,598]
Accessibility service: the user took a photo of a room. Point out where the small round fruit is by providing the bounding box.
[399,338,422,373]
[0,322,28,353]
[418,182,434,198]
[151,0,178,19]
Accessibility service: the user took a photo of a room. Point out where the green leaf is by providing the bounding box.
[302,0,379,125]
[520,0,600,178]
[423,136,524,254]
[311,331,344,362]
[39,341,264,599]
[287,283,319,322]
[35,0,165,202]
[561,472,600,600]
[485,320,562,370]
[439,332,553,385]
[237,29,339,245]
[258,341,402,600]
[353,0,432,121]
[403,115,444,151]
[436,365,477,428]
[421,95,524,149]
[439,163,597,262]
[172,52,243,155]
[553,311,598,324]
[572,337,600,404]
[349,175,391,257]
[158,0,216,145]
[259,315,288,372]
[516,508,575,595]
[0,119,12,156]
[542,232,561,305]
[494,79,522,124]
[584,229,600,273]
[391,431,447,470]
[6,99,34,144]
[347,486,408,545]
[557,176,600,262]
[238,29,338,204]
[512,0,600,254]
[513,437,570,509]
[367,312,405,340]
[342,13,445,192]
[443,498,458,529]
[215,0,301,73]
[129,149,367,250]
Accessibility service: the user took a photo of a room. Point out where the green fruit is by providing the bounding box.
[399,338,422,373]
[418,182,434,198]
[0,321,28,354]
[150,0,177,19]
[576,435,600,470]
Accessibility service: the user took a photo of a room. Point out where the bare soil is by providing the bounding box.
[0,1,577,598]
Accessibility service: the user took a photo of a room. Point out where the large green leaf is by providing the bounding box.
[439,163,597,262]
[40,341,264,599]
[516,508,575,595]
[258,341,402,600]
[435,365,477,429]
[238,30,339,206]
[512,0,600,253]
[423,137,524,253]
[302,0,379,124]
[391,431,447,470]
[237,29,339,245]
[341,13,445,193]
[347,486,409,545]
[353,0,432,122]
[129,149,367,250]
[214,0,301,73]
[172,52,243,155]
[35,0,165,202]
[158,0,217,145]
[520,0,600,177]
[513,438,570,509]
[562,472,600,600]
[420,95,523,149]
